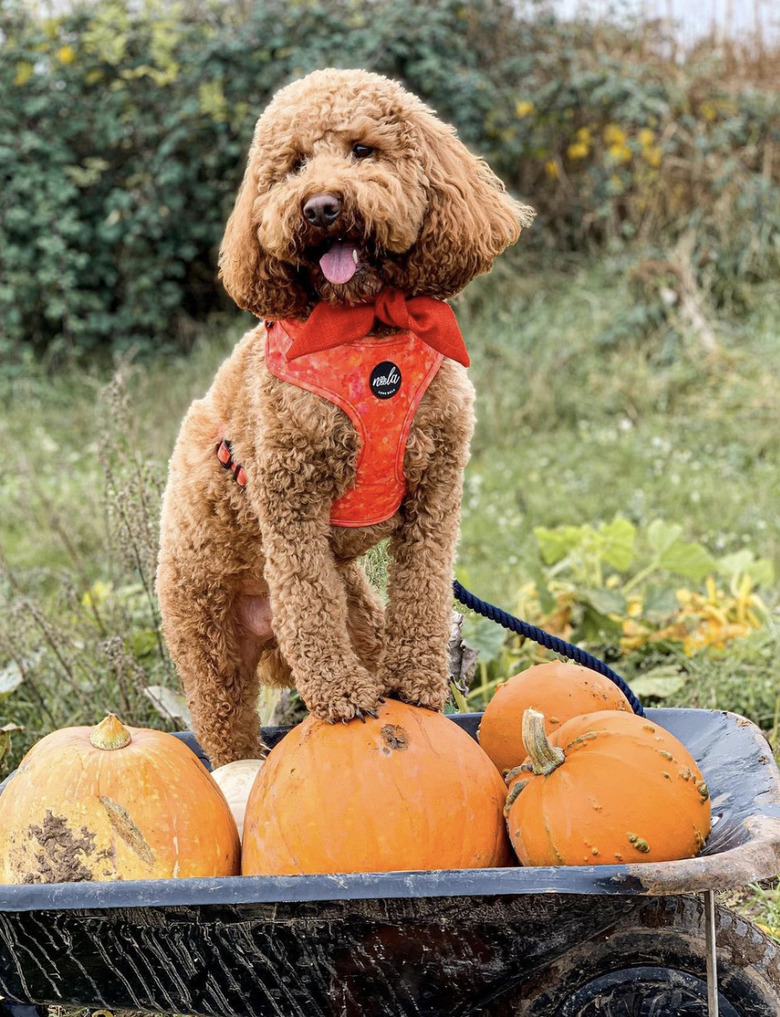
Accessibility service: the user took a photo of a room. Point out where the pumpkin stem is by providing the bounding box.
[90,714,132,750]
[523,709,565,776]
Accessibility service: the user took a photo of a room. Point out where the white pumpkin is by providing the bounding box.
[211,759,263,842]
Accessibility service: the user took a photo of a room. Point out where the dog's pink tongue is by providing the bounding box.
[320,242,359,284]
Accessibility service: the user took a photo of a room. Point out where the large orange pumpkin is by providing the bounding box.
[0,715,240,883]
[505,708,711,866]
[242,699,511,875]
[478,661,632,775]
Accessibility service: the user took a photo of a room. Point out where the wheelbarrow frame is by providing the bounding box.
[1,707,779,1016]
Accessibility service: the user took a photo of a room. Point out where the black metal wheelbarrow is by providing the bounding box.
[1,707,779,1017]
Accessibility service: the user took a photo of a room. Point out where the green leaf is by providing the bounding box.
[581,587,627,616]
[534,524,585,565]
[629,667,687,700]
[461,615,508,664]
[599,517,636,572]
[578,604,623,644]
[646,519,683,556]
[748,559,775,588]
[449,681,470,713]
[525,558,557,614]
[130,630,159,658]
[716,550,754,578]
[658,540,717,582]
[717,551,775,587]
[642,583,679,621]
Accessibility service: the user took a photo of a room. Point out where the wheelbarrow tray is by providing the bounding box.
[0,707,778,1017]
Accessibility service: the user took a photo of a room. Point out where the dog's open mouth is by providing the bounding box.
[318,240,362,285]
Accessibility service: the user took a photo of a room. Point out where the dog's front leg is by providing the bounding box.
[251,463,382,723]
[378,383,473,711]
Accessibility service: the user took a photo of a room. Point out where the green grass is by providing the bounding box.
[1,250,778,939]
[457,252,778,603]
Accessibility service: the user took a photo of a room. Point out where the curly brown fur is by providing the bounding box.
[157,68,534,766]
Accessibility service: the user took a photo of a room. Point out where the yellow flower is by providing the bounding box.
[576,126,592,143]
[638,128,655,147]
[604,124,627,146]
[82,580,114,611]
[700,101,717,122]
[14,61,34,86]
[515,100,535,118]
[567,141,589,160]
[643,145,662,168]
[57,45,76,65]
[608,143,632,164]
[545,159,559,179]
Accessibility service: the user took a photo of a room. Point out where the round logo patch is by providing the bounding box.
[370,361,402,399]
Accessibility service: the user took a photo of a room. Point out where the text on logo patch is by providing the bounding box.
[370,361,402,399]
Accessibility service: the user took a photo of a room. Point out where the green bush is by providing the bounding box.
[1,0,777,360]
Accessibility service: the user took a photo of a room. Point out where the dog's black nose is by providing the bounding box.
[303,193,342,228]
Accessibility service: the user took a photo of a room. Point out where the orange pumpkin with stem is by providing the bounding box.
[242,699,512,875]
[505,708,711,866]
[0,714,240,883]
[478,660,632,775]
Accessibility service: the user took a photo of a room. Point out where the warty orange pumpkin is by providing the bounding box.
[505,708,711,866]
[242,698,512,875]
[478,660,632,776]
[0,714,240,883]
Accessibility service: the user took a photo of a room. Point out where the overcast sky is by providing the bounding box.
[551,0,777,42]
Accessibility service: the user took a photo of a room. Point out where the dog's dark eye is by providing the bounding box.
[290,155,306,174]
[352,144,374,160]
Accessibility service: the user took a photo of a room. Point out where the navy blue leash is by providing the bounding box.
[452,579,645,717]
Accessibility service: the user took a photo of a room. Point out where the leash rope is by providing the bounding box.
[452,580,645,717]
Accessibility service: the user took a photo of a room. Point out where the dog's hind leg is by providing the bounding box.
[158,573,268,767]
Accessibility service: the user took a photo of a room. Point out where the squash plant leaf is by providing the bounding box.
[643,583,679,621]
[461,615,509,664]
[578,604,623,644]
[599,517,636,572]
[534,524,584,565]
[717,551,775,587]
[628,668,687,700]
[581,587,627,617]
[647,519,684,556]
[659,541,717,582]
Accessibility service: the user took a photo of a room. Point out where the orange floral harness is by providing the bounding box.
[265,321,443,527]
[217,290,469,527]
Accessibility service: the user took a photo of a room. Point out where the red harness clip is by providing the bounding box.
[216,439,246,489]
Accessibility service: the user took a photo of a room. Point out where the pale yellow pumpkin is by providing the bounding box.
[0,715,240,883]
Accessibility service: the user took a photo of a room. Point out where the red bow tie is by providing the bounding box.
[279,289,470,367]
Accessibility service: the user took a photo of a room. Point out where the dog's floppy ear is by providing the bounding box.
[402,108,535,297]
[219,155,306,320]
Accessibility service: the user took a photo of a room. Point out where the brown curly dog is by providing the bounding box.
[157,68,533,766]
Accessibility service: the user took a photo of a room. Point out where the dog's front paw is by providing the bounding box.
[303,666,382,724]
[379,657,450,713]
[320,694,381,724]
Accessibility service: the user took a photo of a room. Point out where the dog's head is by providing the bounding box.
[219,68,534,320]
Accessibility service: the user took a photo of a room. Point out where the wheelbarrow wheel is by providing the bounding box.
[515,894,780,1016]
